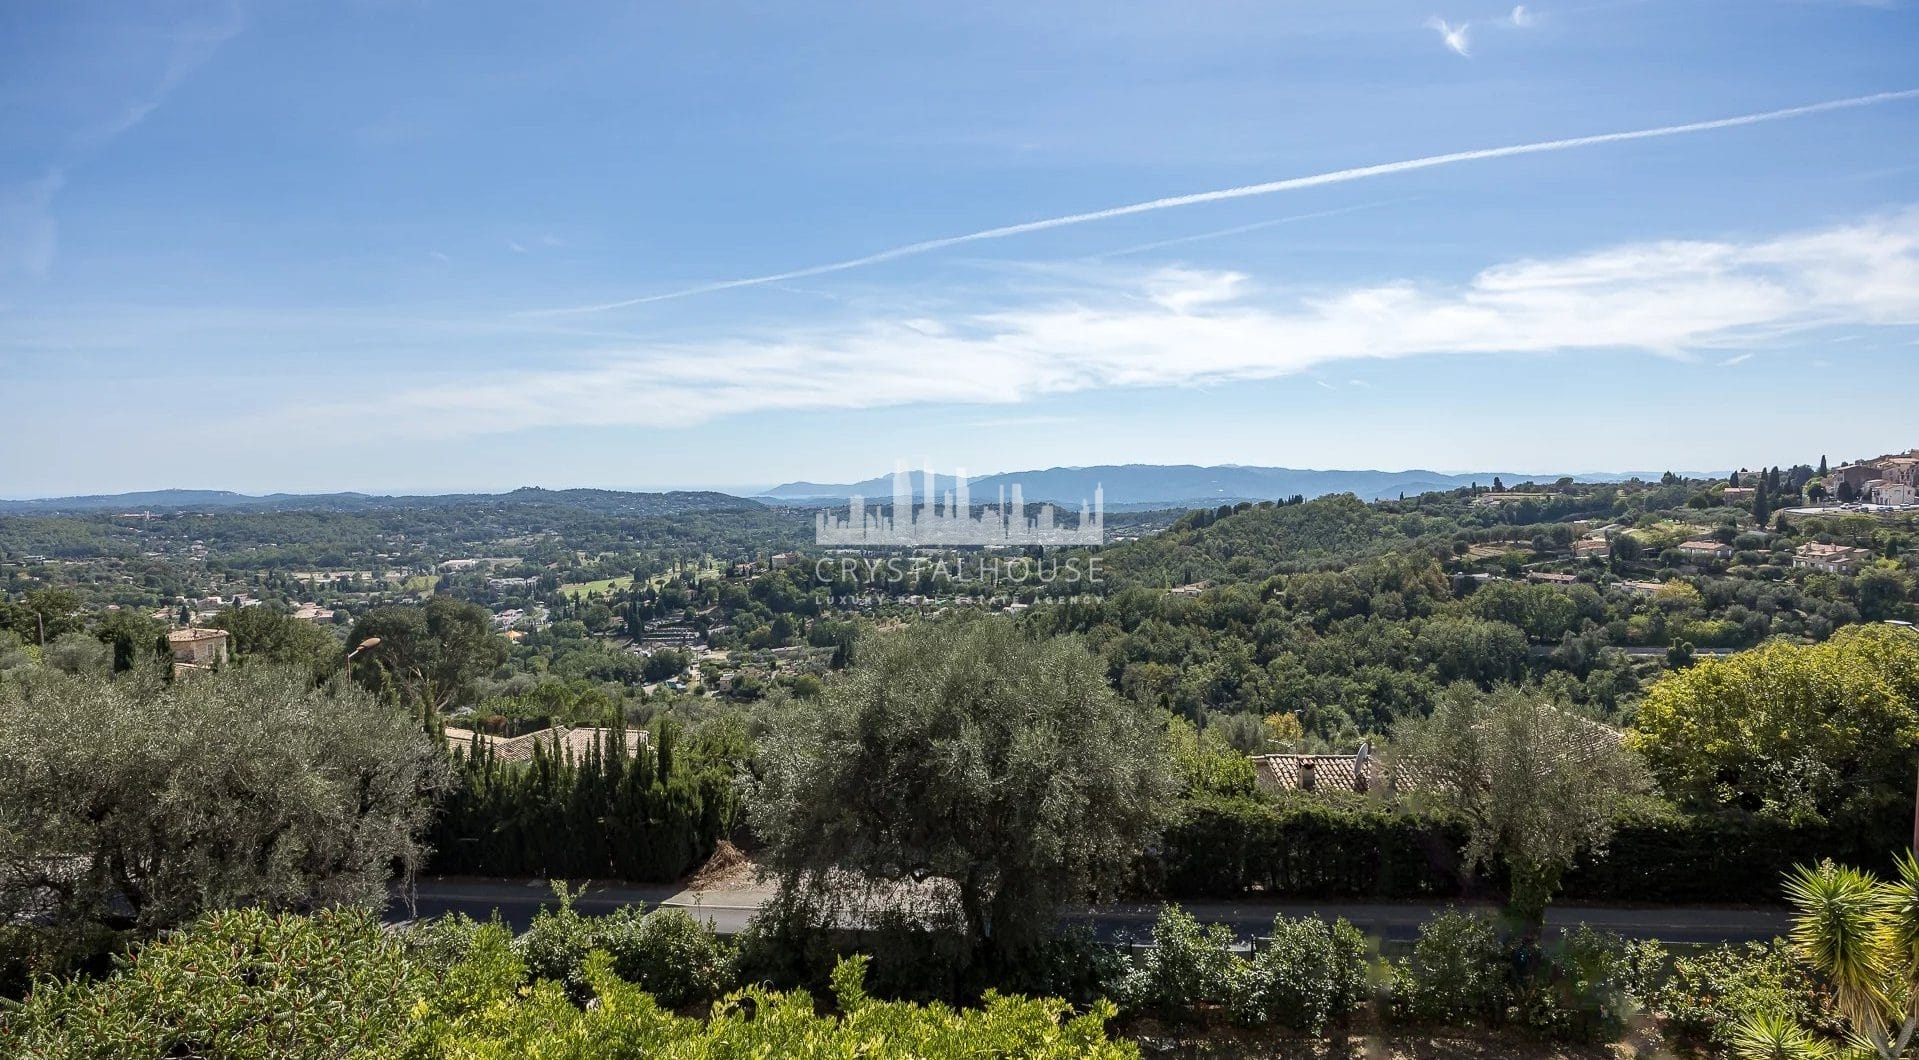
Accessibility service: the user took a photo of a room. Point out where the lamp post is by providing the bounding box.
[344,636,381,683]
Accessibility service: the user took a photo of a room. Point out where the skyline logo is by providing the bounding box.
[815,461,1104,547]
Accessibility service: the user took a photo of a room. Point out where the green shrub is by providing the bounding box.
[1228,915,1373,1033]
[1008,928,1136,1009]
[514,883,600,996]
[1118,905,1239,1018]
[510,884,737,1007]
[401,910,496,969]
[0,907,425,1060]
[1390,910,1507,1026]
[601,907,737,1008]
[1649,941,1842,1049]
[1508,926,1660,1043]
[407,951,1140,1058]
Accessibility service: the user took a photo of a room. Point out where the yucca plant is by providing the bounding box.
[1736,856,1919,1060]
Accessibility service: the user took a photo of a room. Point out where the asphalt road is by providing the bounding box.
[391,878,1791,946]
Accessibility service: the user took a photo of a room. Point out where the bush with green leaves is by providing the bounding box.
[513,884,601,996]
[3,907,1135,1059]
[408,947,1138,1059]
[512,883,737,1007]
[1650,940,1839,1050]
[0,907,428,1060]
[400,910,495,969]
[1228,914,1373,1033]
[598,906,737,1008]
[1390,909,1508,1026]
[1507,926,1661,1043]
[1118,905,1240,1018]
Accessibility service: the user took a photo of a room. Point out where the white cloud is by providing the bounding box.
[1427,16,1472,55]
[1510,5,1537,27]
[533,89,1919,314]
[507,239,527,254]
[1719,352,1755,366]
[291,212,1919,439]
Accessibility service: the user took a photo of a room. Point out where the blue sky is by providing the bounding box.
[2,0,1916,496]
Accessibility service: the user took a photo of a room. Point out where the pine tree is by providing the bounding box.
[1818,454,1829,476]
[1753,474,1772,525]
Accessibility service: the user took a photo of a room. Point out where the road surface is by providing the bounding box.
[392,878,1790,946]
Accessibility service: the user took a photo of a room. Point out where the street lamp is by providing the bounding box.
[345,636,381,682]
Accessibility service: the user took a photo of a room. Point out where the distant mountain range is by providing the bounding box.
[0,487,764,517]
[1,465,1708,517]
[759,464,1673,510]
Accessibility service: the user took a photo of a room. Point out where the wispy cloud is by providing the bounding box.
[1510,5,1538,27]
[0,171,67,277]
[1,2,243,279]
[1090,198,1418,259]
[292,212,1919,438]
[1719,352,1756,366]
[532,89,1919,315]
[1427,16,1472,55]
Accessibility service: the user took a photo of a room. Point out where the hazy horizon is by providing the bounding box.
[4,2,1916,495]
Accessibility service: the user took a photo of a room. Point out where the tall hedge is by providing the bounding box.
[1154,794,1907,905]
[427,722,733,881]
[1157,795,1468,900]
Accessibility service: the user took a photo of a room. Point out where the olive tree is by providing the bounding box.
[750,615,1172,970]
[348,597,506,718]
[1392,685,1649,938]
[0,666,448,944]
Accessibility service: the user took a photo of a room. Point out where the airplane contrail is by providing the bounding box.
[538,88,1919,315]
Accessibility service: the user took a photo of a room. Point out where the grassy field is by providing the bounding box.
[563,575,635,600]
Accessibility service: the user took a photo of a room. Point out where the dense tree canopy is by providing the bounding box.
[348,596,507,713]
[1630,625,1919,822]
[0,666,447,942]
[751,615,1173,968]
[214,605,343,682]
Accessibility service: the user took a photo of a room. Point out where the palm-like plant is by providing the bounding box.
[1737,856,1919,1060]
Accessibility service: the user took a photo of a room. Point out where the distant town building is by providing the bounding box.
[1867,481,1918,507]
[1571,538,1611,560]
[1792,542,1874,573]
[443,725,648,765]
[1831,450,1919,494]
[1677,540,1734,561]
[166,627,230,677]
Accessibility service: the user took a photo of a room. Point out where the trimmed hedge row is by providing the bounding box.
[1563,803,1906,903]
[1155,794,1908,905]
[1156,795,1469,900]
